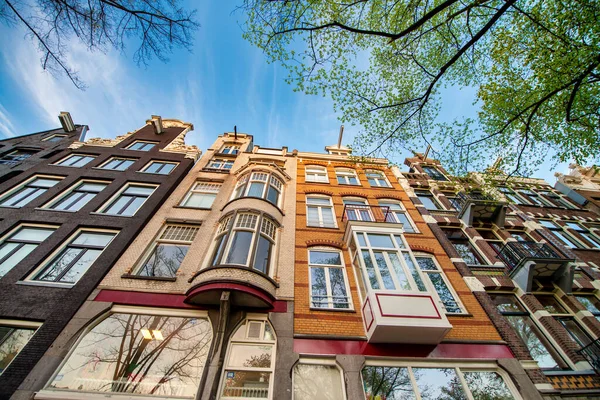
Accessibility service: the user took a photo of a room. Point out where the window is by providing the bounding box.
[140,160,178,175]
[305,165,328,183]
[415,255,463,313]
[517,189,551,206]
[509,230,534,242]
[99,157,136,171]
[134,225,199,278]
[220,318,275,399]
[362,364,519,400]
[233,171,284,207]
[415,190,441,210]
[575,295,600,321]
[0,149,37,165]
[308,248,351,309]
[342,197,372,221]
[539,219,584,249]
[180,181,221,208]
[99,183,157,216]
[353,231,426,292]
[335,168,359,185]
[29,230,117,285]
[0,176,62,208]
[45,180,108,212]
[539,190,577,209]
[444,229,487,266]
[54,154,95,168]
[378,199,416,233]
[477,229,504,258]
[306,196,336,228]
[48,310,212,396]
[365,169,390,187]
[491,294,565,369]
[126,141,156,151]
[564,222,600,248]
[535,294,593,349]
[210,213,277,274]
[498,187,527,205]
[294,360,345,400]
[206,158,234,170]
[221,144,240,155]
[0,225,56,276]
[422,165,448,181]
[42,134,66,142]
[0,322,39,376]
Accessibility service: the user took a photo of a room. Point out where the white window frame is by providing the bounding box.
[25,228,118,287]
[97,157,137,171]
[377,198,417,233]
[220,144,241,155]
[218,316,276,400]
[207,158,234,170]
[564,221,600,249]
[413,253,465,314]
[53,154,96,168]
[365,169,390,187]
[293,358,346,400]
[97,182,157,216]
[305,165,328,183]
[180,181,221,209]
[415,190,442,210]
[42,179,109,212]
[0,319,42,376]
[306,195,337,228]
[0,224,58,277]
[125,140,157,151]
[139,160,179,175]
[232,171,284,208]
[42,134,67,142]
[308,247,353,310]
[335,168,360,185]
[342,197,372,222]
[0,175,63,208]
[539,219,587,249]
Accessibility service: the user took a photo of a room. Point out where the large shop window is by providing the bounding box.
[48,311,212,397]
[220,318,276,399]
[491,294,566,369]
[352,231,426,292]
[0,176,62,208]
[0,224,56,276]
[362,364,519,399]
[308,248,351,309]
[293,360,345,400]
[210,213,277,274]
[135,225,200,278]
[0,322,39,376]
[233,171,284,207]
[28,229,117,285]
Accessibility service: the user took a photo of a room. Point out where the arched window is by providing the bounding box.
[233,171,284,207]
[365,170,390,187]
[219,318,276,399]
[378,199,416,233]
[305,165,328,183]
[210,212,277,274]
[335,168,359,185]
[48,310,212,397]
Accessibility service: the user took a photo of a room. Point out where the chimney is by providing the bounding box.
[150,115,164,134]
[337,125,344,148]
[58,112,75,132]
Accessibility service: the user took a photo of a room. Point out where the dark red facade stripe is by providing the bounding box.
[294,338,514,359]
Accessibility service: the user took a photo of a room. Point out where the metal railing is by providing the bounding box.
[342,205,392,223]
[223,386,269,398]
[578,338,600,374]
[495,241,563,272]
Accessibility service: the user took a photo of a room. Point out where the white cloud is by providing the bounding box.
[0,103,17,138]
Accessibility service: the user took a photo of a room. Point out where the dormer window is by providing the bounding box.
[221,144,240,155]
[233,171,284,207]
[42,134,67,142]
[422,166,448,181]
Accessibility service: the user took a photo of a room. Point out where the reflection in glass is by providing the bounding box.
[0,327,36,375]
[463,371,515,400]
[362,366,415,400]
[295,364,344,400]
[222,371,270,398]
[50,313,212,396]
[505,316,560,368]
[138,244,189,277]
[412,368,466,400]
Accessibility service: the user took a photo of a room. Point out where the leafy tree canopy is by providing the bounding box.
[241,0,600,176]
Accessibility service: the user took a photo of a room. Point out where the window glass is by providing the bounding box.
[444,230,486,266]
[0,149,37,165]
[100,157,136,171]
[294,364,344,400]
[207,158,234,170]
[535,295,567,314]
[422,166,448,181]
[49,313,211,396]
[233,172,283,207]
[306,196,336,228]
[576,295,600,321]
[43,135,66,142]
[415,192,440,210]
[56,154,95,167]
[305,166,328,183]
[379,200,416,233]
[0,326,37,375]
[367,234,395,248]
[221,145,240,155]
[127,141,156,151]
[416,256,462,313]
[309,249,350,309]
[137,243,190,278]
[181,182,220,208]
[142,161,177,175]
[463,371,515,400]
[0,177,62,208]
[48,181,108,212]
[100,184,156,216]
[362,366,415,399]
[335,168,359,185]
[365,170,390,187]
[0,226,55,276]
[412,368,465,399]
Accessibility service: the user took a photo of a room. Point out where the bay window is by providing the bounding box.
[233,171,284,207]
[210,212,277,274]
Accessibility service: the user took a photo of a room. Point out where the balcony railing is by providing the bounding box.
[578,338,600,374]
[454,191,498,212]
[495,241,564,272]
[342,205,392,223]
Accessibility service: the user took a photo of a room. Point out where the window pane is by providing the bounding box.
[266,186,279,205]
[124,186,155,196]
[3,187,44,207]
[12,227,54,242]
[103,195,130,214]
[36,248,82,281]
[306,197,330,205]
[396,213,415,233]
[307,207,320,226]
[225,231,253,265]
[321,208,335,226]
[0,328,36,375]
[311,267,328,308]
[329,268,349,308]
[576,296,600,314]
[145,162,163,173]
[50,314,212,396]
[417,195,439,210]
[73,232,115,247]
[559,319,592,347]
[362,250,379,289]
[138,244,189,277]
[388,253,411,290]
[59,249,102,283]
[222,371,270,399]
[310,251,342,265]
[227,344,272,368]
[120,196,146,216]
[374,252,395,290]
[294,364,344,400]
[247,182,265,197]
[253,236,272,273]
[453,243,482,265]
[505,316,561,368]
[0,244,36,276]
[412,368,466,400]
[187,193,216,208]
[415,257,437,271]
[428,273,461,313]
[535,295,567,314]
[404,254,426,291]
[211,235,227,266]
[463,371,515,400]
[362,366,415,400]
[491,294,524,313]
[368,234,395,248]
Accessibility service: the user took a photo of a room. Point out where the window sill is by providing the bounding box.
[89,212,133,218]
[305,180,331,184]
[309,307,356,313]
[446,312,473,317]
[121,274,177,282]
[337,183,362,186]
[17,280,73,289]
[306,224,339,230]
[202,168,231,174]
[137,171,171,176]
[173,205,213,211]
[35,207,77,213]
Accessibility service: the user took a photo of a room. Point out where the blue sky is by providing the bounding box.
[0,2,567,181]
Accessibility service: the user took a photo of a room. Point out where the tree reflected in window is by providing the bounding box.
[49,313,212,397]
